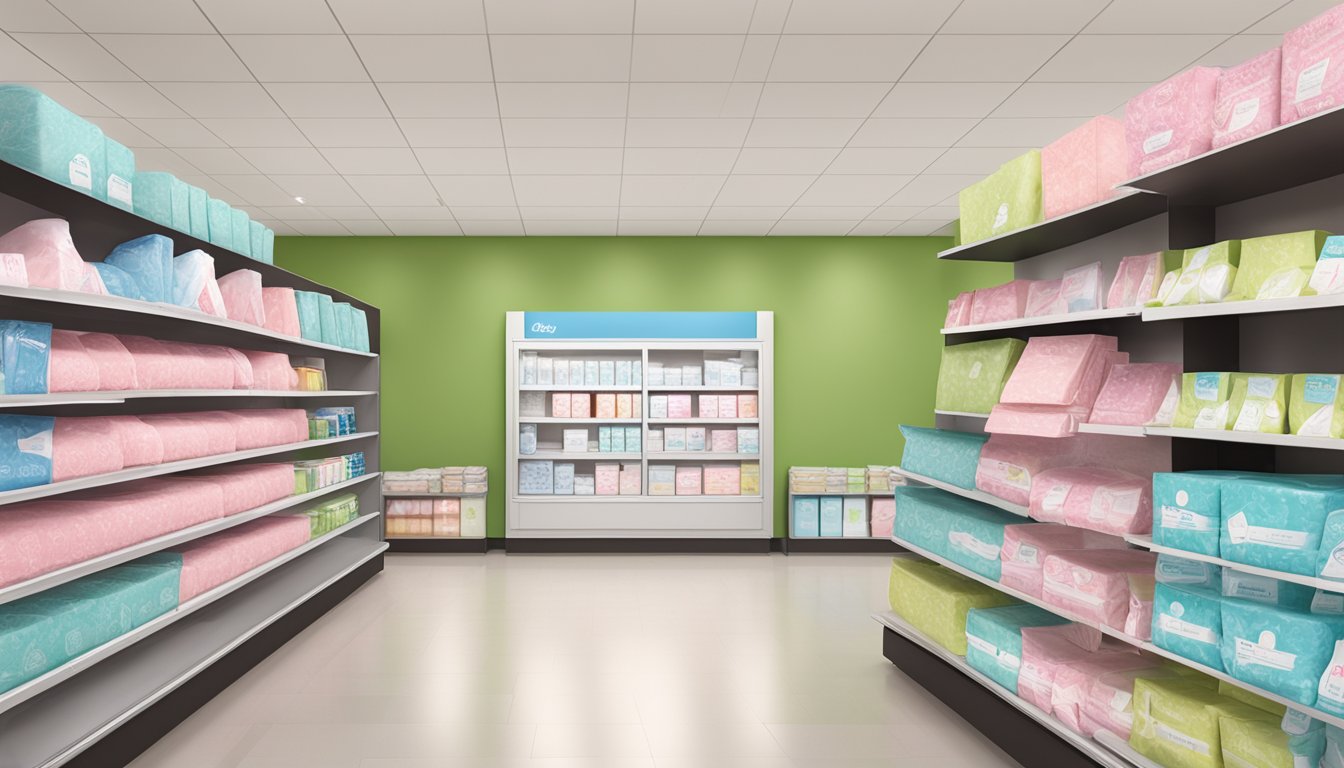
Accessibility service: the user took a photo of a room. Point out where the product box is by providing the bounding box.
[1231,230,1329,301]
[518,460,554,494]
[596,393,616,419]
[619,463,641,495]
[793,496,820,537]
[615,359,632,386]
[610,426,626,452]
[460,495,486,537]
[664,427,687,452]
[1291,373,1344,437]
[958,150,1043,244]
[704,464,740,495]
[719,395,738,419]
[683,365,703,386]
[699,394,718,418]
[570,360,584,385]
[888,558,1015,655]
[595,463,620,495]
[1041,115,1127,219]
[560,428,587,453]
[625,427,640,452]
[537,357,553,385]
[520,352,537,385]
[1212,46,1282,148]
[616,393,632,419]
[650,395,668,419]
[842,496,868,537]
[554,358,569,386]
[1281,4,1344,124]
[740,462,760,495]
[737,427,760,454]
[647,362,664,386]
[553,462,575,495]
[675,466,702,495]
[819,496,843,537]
[647,429,664,452]
[598,425,612,452]
[667,394,693,419]
[1125,66,1221,177]
[649,464,675,495]
[519,423,537,455]
[665,367,682,386]
[686,427,706,452]
[599,360,615,386]
[739,394,758,418]
[552,392,572,418]
[584,360,599,386]
[571,393,592,418]
[710,429,737,453]
[574,475,595,495]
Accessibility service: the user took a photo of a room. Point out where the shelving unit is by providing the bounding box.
[0,160,383,768]
[785,488,901,553]
[504,311,773,550]
[1126,533,1344,595]
[891,468,1029,517]
[942,306,1142,336]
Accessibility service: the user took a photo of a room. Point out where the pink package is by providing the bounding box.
[175,515,311,602]
[1083,666,1182,741]
[703,464,740,495]
[1106,253,1161,309]
[51,416,125,482]
[47,330,100,393]
[871,497,895,537]
[115,335,179,389]
[1125,67,1221,176]
[103,415,164,467]
[1000,335,1119,407]
[214,411,286,450]
[620,464,643,495]
[986,403,1087,438]
[1125,574,1155,641]
[945,291,973,328]
[185,344,240,389]
[675,465,702,495]
[667,394,693,419]
[74,333,137,391]
[0,219,84,291]
[216,269,266,327]
[186,463,293,515]
[1000,523,1129,597]
[1042,549,1158,630]
[596,463,620,496]
[1213,47,1282,148]
[224,348,255,389]
[1042,115,1128,219]
[1282,4,1344,124]
[1051,653,1158,734]
[78,262,107,295]
[710,429,737,452]
[699,395,718,418]
[975,434,1074,505]
[1019,624,1109,711]
[1025,279,1066,318]
[1088,362,1182,426]
[261,287,301,337]
[241,350,296,391]
[0,253,27,287]
[136,414,215,462]
[969,280,1032,325]
[1030,466,1152,535]
[182,412,240,455]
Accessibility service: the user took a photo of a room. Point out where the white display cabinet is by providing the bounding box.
[505,311,773,548]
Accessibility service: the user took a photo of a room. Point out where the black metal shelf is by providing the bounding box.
[937,191,1167,263]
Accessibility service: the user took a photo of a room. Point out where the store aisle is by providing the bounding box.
[128,553,1020,768]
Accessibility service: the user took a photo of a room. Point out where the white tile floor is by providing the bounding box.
[127,552,1021,768]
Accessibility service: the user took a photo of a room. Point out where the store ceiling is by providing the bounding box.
[0,0,1328,236]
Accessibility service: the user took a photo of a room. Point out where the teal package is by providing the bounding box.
[0,320,50,396]
[316,294,338,345]
[1319,510,1344,580]
[819,497,843,537]
[350,307,370,352]
[103,137,133,211]
[1153,471,1260,556]
[249,220,265,262]
[965,604,1067,693]
[132,172,176,228]
[898,425,988,490]
[293,291,323,342]
[104,234,174,304]
[0,415,54,491]
[893,486,1014,580]
[1221,570,1315,610]
[1221,475,1344,577]
[793,497,819,537]
[1221,597,1344,707]
[598,425,611,452]
[169,176,190,233]
[333,302,356,348]
[1152,582,1224,670]
[0,85,106,200]
[187,185,209,240]
[1155,553,1222,590]
[261,227,275,264]
[230,208,251,257]
[610,426,625,452]
[206,197,232,249]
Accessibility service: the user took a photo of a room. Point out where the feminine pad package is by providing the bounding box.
[173,516,311,602]
[262,287,302,338]
[888,557,1015,655]
[0,85,106,199]
[1291,373,1344,438]
[91,262,142,301]
[935,338,1025,415]
[0,320,51,395]
[975,433,1072,505]
[893,486,1016,580]
[1221,597,1344,706]
[1125,66,1221,177]
[898,425,988,489]
[1220,570,1314,610]
[1312,236,1344,295]
[0,219,86,292]
[1153,582,1225,670]
[1029,465,1151,535]
[965,603,1070,693]
[1218,709,1326,768]
[945,291,973,328]
[969,280,1032,325]
[1089,362,1183,426]
[1154,471,1255,556]
[1221,475,1344,576]
[1226,373,1289,433]
[1041,115,1127,219]
[1281,4,1344,124]
[1129,676,1266,768]
[1174,372,1233,430]
[958,150,1043,244]
[1060,262,1104,313]
[1108,251,1182,309]
[104,234,173,304]
[216,270,266,327]
[230,209,252,258]
[1052,652,1160,734]
[171,251,226,317]
[207,197,232,250]
[1017,623,1112,712]
[999,522,1128,598]
[1041,548,1158,630]
[1024,279,1065,318]
[1212,47,1282,148]
[1230,230,1329,301]
[990,335,1121,437]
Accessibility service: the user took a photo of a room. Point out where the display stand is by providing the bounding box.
[884,104,1344,764]
[385,491,488,553]
[0,161,382,767]
[505,311,773,551]
[785,490,902,553]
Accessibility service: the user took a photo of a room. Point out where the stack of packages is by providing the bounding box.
[945,262,1106,329]
[441,466,489,495]
[1163,369,1344,439]
[293,451,366,494]
[866,466,899,493]
[295,493,359,539]
[824,467,849,495]
[985,334,1125,438]
[382,469,441,494]
[788,467,827,493]
[1086,361,1183,428]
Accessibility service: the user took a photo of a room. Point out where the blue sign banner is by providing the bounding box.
[523,311,758,339]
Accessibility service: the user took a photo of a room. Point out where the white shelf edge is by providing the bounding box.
[0,389,379,408]
[1146,426,1344,450]
[935,409,990,419]
[518,385,641,392]
[1125,533,1344,595]
[1142,293,1344,322]
[519,417,642,424]
[791,535,894,540]
[645,418,760,424]
[0,472,381,606]
[650,452,762,460]
[0,511,382,715]
[892,467,1029,517]
[942,307,1142,335]
[873,610,1136,768]
[0,285,376,358]
[1093,730,1164,768]
[517,451,643,460]
[893,534,1344,729]
[385,535,486,540]
[0,431,378,508]
[788,490,897,497]
[645,386,759,392]
[1077,423,1149,437]
[382,491,487,498]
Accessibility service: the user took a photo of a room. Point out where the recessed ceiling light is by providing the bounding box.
[294,196,306,204]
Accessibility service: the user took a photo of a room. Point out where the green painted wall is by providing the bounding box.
[278,236,1007,537]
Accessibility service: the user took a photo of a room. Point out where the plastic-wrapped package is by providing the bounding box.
[1000,522,1129,598]
[173,515,310,602]
[89,261,142,301]
[935,338,1026,415]
[0,85,106,199]
[1029,465,1152,535]
[103,415,163,467]
[77,262,106,296]
[0,219,86,291]
[334,302,358,348]
[958,150,1043,244]
[187,184,208,239]
[1226,373,1288,433]
[1052,653,1159,734]
[898,425,987,490]
[103,136,133,211]
[134,414,215,462]
[0,415,55,490]
[51,416,124,481]
[1125,573,1155,640]
[1291,373,1344,437]
[1018,623,1113,712]
[179,343,239,389]
[1084,666,1184,741]
[241,350,296,391]
[248,220,266,262]
[207,198,231,249]
[1060,262,1104,313]
[1223,597,1344,707]
[1041,549,1157,629]
[999,334,1119,407]
[350,307,370,352]
[230,209,251,257]
[965,603,1070,693]
[47,330,99,393]
[316,293,338,345]
[1089,362,1182,426]
[73,332,136,391]
[116,335,177,390]
[1212,47,1282,148]
[184,463,293,516]
[1041,115,1128,219]
[1219,709,1326,768]
[1153,580,1225,670]
[171,250,227,317]
[1025,279,1065,318]
[976,434,1074,505]
[1130,677,1266,768]
[0,253,27,289]
[0,320,50,395]
[888,557,1015,654]
[294,290,324,342]
[1153,471,1255,556]
[217,269,265,326]
[1174,372,1232,430]
[985,403,1087,438]
[894,486,1017,580]
[261,227,275,264]
[224,348,254,390]
[1231,230,1329,301]
[103,234,173,304]
[1107,251,1179,309]
[1282,4,1344,124]
[1125,67,1221,176]
[1222,474,1344,577]
[945,291,973,328]
[969,280,1032,325]
[189,412,242,455]
[262,287,301,338]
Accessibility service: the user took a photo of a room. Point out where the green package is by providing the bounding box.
[1220,711,1326,768]
[1148,269,1182,307]
[1290,373,1344,438]
[957,150,1042,244]
[887,558,1015,656]
[1217,680,1285,717]
[1174,372,1233,430]
[1182,240,1242,271]
[1227,373,1288,433]
[1130,676,1267,768]
[934,338,1026,415]
[1231,230,1329,301]
[1159,240,1242,306]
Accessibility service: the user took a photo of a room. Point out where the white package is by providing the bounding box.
[650,395,668,418]
[563,429,588,453]
[1060,261,1103,313]
[520,391,546,417]
[683,365,703,386]
[616,360,632,385]
[842,496,868,537]
[648,362,664,386]
[554,359,569,386]
[665,367,683,386]
[521,352,538,385]
[538,357,554,385]
[519,424,537,455]
[569,360,584,384]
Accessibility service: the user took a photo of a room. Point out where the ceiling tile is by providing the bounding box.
[50,0,212,32]
[848,220,899,236]
[507,148,624,174]
[153,83,284,118]
[992,83,1146,118]
[755,83,893,118]
[0,38,63,80]
[75,82,180,118]
[379,83,498,119]
[511,175,620,206]
[748,0,791,33]
[238,147,335,174]
[626,83,761,118]
[264,220,299,235]
[329,0,486,33]
[850,118,977,147]
[620,175,725,206]
[617,220,702,235]
[871,205,932,219]
[627,118,751,148]
[1248,0,1341,33]
[502,118,625,148]
[732,148,838,175]
[212,174,295,206]
[794,174,912,206]
[714,175,815,206]
[635,0,756,33]
[198,0,339,32]
[1033,35,1228,82]
[520,206,619,220]
[1086,1,1283,33]
[957,117,1091,147]
[201,119,310,147]
[174,147,256,174]
[351,35,492,82]
[483,0,634,33]
[705,206,787,219]
[905,35,1070,82]
[348,174,440,205]
[14,33,136,80]
[384,220,463,236]
[882,174,980,206]
[264,83,389,118]
[459,220,524,235]
[782,206,877,220]
[451,206,522,220]
[744,119,862,148]
[94,34,249,81]
[769,219,860,235]
[496,83,628,118]
[88,117,159,147]
[263,205,332,221]
[131,147,202,177]
[490,35,632,82]
[289,220,351,236]
[631,35,745,82]
[734,35,779,81]
[316,205,376,219]
[872,83,1017,118]
[341,220,394,236]
[621,206,710,220]
[430,175,519,206]
[399,118,503,147]
[0,2,79,32]
[623,147,739,175]
[767,35,927,82]
[942,0,1108,33]
[134,119,225,148]
[888,219,950,236]
[295,118,406,148]
[920,204,959,219]
[698,220,775,235]
[524,220,618,235]
[1196,35,1282,67]
[784,0,959,33]
[322,147,422,175]
[228,35,368,82]
[26,82,113,116]
[924,147,1035,175]
[370,206,456,220]
[827,148,941,175]
[415,147,510,174]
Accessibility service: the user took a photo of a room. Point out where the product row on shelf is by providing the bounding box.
[520,424,761,455]
[384,496,485,539]
[788,465,902,495]
[518,351,761,389]
[518,459,760,497]
[518,391,760,421]
[791,495,894,539]
[957,5,1343,247]
[520,353,642,387]
[383,466,487,496]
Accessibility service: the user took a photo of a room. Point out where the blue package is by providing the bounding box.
[793,496,819,537]
[1155,553,1222,590]
[898,425,988,490]
[314,407,355,436]
[104,234,173,304]
[0,320,50,395]
[0,414,54,490]
[1221,597,1344,706]
[1222,475,1344,577]
[894,485,1014,580]
[820,497,843,537]
[92,262,144,301]
[1153,471,1258,556]
[1221,570,1315,610]
[1152,581,1224,670]
[965,604,1069,693]
[553,463,575,495]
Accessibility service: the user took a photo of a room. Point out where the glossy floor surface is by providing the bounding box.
[128,552,1021,768]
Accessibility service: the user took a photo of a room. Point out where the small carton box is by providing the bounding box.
[687,427,707,452]
[668,394,693,419]
[665,427,688,451]
[596,393,617,418]
[649,395,668,418]
[571,393,592,418]
[563,429,588,453]
[552,392,572,418]
[616,393,633,419]
[615,359,632,385]
[699,394,719,418]
[599,360,615,386]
